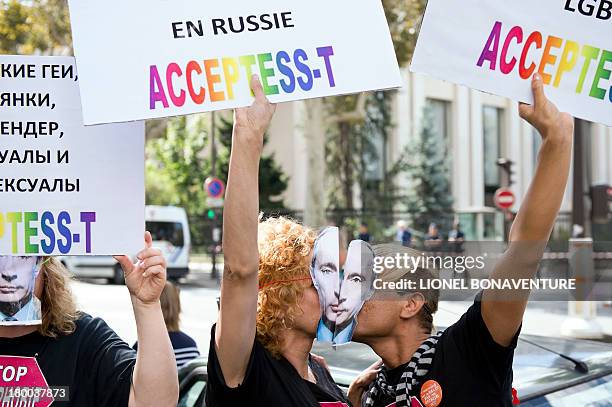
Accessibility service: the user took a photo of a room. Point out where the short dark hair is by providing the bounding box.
[372,244,440,334]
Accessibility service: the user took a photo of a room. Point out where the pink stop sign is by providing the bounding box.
[0,356,54,407]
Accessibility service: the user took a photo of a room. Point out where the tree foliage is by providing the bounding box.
[323,0,428,217]
[382,0,428,66]
[403,108,454,234]
[145,116,211,244]
[0,0,29,54]
[145,114,289,245]
[0,0,72,54]
[216,116,288,210]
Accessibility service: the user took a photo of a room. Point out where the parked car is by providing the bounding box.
[60,205,191,283]
[176,333,612,406]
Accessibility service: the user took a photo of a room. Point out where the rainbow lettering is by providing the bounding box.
[0,211,96,255]
[477,21,612,103]
[149,46,337,110]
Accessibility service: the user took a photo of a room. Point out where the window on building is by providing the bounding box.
[426,98,451,150]
[360,92,390,211]
[483,106,504,206]
[425,99,452,186]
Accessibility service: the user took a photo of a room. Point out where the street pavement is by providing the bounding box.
[71,264,612,357]
[72,279,219,353]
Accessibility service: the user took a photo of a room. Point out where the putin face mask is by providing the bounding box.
[0,256,43,325]
[310,227,375,345]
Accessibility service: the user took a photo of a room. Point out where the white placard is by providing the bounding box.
[0,55,144,256]
[411,0,612,127]
[67,0,403,125]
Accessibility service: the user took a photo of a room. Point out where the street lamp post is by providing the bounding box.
[572,119,587,238]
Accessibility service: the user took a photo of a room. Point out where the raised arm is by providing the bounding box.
[215,75,276,387]
[482,74,574,346]
[115,232,179,407]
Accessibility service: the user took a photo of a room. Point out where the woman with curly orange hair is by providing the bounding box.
[206,76,348,407]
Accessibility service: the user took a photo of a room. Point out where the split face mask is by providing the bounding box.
[310,227,375,345]
[0,256,43,326]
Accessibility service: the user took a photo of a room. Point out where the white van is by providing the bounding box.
[61,205,191,284]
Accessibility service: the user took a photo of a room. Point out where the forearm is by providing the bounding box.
[482,75,574,346]
[348,383,363,407]
[488,138,572,293]
[214,126,264,386]
[129,297,178,407]
[216,77,274,385]
[223,127,262,277]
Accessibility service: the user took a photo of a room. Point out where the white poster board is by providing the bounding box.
[67,0,403,125]
[411,0,612,127]
[0,56,144,256]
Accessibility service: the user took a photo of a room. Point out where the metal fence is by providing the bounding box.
[189,209,604,254]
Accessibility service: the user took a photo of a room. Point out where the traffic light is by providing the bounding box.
[496,158,515,187]
[591,184,612,223]
[207,209,216,220]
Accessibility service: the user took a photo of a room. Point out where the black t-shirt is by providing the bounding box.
[0,313,136,406]
[368,298,519,407]
[207,325,349,407]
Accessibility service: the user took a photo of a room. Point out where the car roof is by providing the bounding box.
[310,333,612,400]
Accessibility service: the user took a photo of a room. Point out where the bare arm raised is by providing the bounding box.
[115,232,179,407]
[214,75,276,387]
[482,74,574,347]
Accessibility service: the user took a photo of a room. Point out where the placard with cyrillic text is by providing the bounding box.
[0,56,144,256]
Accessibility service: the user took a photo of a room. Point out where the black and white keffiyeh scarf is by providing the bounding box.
[363,332,443,407]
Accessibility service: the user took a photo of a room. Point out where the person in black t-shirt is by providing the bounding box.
[207,76,349,407]
[0,232,179,406]
[347,75,574,407]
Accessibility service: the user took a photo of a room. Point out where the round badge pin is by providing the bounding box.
[420,379,443,407]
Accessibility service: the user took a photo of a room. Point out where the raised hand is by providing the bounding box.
[233,75,277,154]
[518,73,574,143]
[114,231,166,305]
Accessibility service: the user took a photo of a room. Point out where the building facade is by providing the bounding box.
[265,70,612,240]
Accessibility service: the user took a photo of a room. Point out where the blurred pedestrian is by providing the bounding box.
[448,220,466,253]
[357,222,371,242]
[395,220,412,247]
[133,281,200,369]
[424,222,443,250]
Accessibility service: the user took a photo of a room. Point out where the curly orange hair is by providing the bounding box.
[256,216,316,358]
